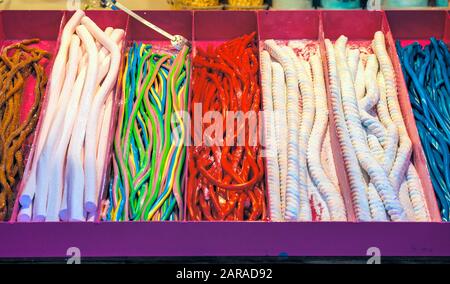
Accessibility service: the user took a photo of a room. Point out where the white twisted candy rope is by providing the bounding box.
[335,35,406,221]
[284,46,313,221]
[271,61,288,218]
[307,54,346,221]
[372,32,412,192]
[406,166,430,221]
[376,72,399,172]
[261,50,283,221]
[325,39,372,221]
[349,50,388,221]
[322,128,340,190]
[347,48,360,82]
[399,180,416,220]
[372,32,429,221]
[265,40,305,221]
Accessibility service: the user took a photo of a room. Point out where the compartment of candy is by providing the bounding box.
[188,11,267,221]
[12,10,128,222]
[388,10,450,221]
[258,10,351,222]
[103,11,192,222]
[0,10,64,221]
[321,10,441,222]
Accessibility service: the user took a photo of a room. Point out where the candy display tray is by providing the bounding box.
[0,10,450,258]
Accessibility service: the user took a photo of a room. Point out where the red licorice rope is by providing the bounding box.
[188,33,266,221]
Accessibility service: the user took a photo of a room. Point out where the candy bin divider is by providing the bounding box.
[381,11,441,222]
[9,10,67,222]
[183,11,195,222]
[255,10,271,222]
[447,11,450,42]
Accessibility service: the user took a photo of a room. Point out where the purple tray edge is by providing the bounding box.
[1,222,449,257]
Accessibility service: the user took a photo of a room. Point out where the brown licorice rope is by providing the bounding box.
[0,39,49,221]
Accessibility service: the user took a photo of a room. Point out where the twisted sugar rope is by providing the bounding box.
[271,61,288,217]
[335,35,406,221]
[368,134,385,165]
[354,57,366,101]
[360,55,396,194]
[398,180,416,220]
[363,67,407,220]
[260,50,282,221]
[372,32,412,192]
[325,39,372,221]
[264,40,305,221]
[82,17,122,214]
[356,56,388,157]
[376,72,399,172]
[307,54,346,221]
[284,46,313,221]
[406,165,429,221]
[372,32,429,221]
[347,48,360,82]
[352,55,388,221]
[356,57,389,222]
[360,56,393,158]
[322,128,339,190]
